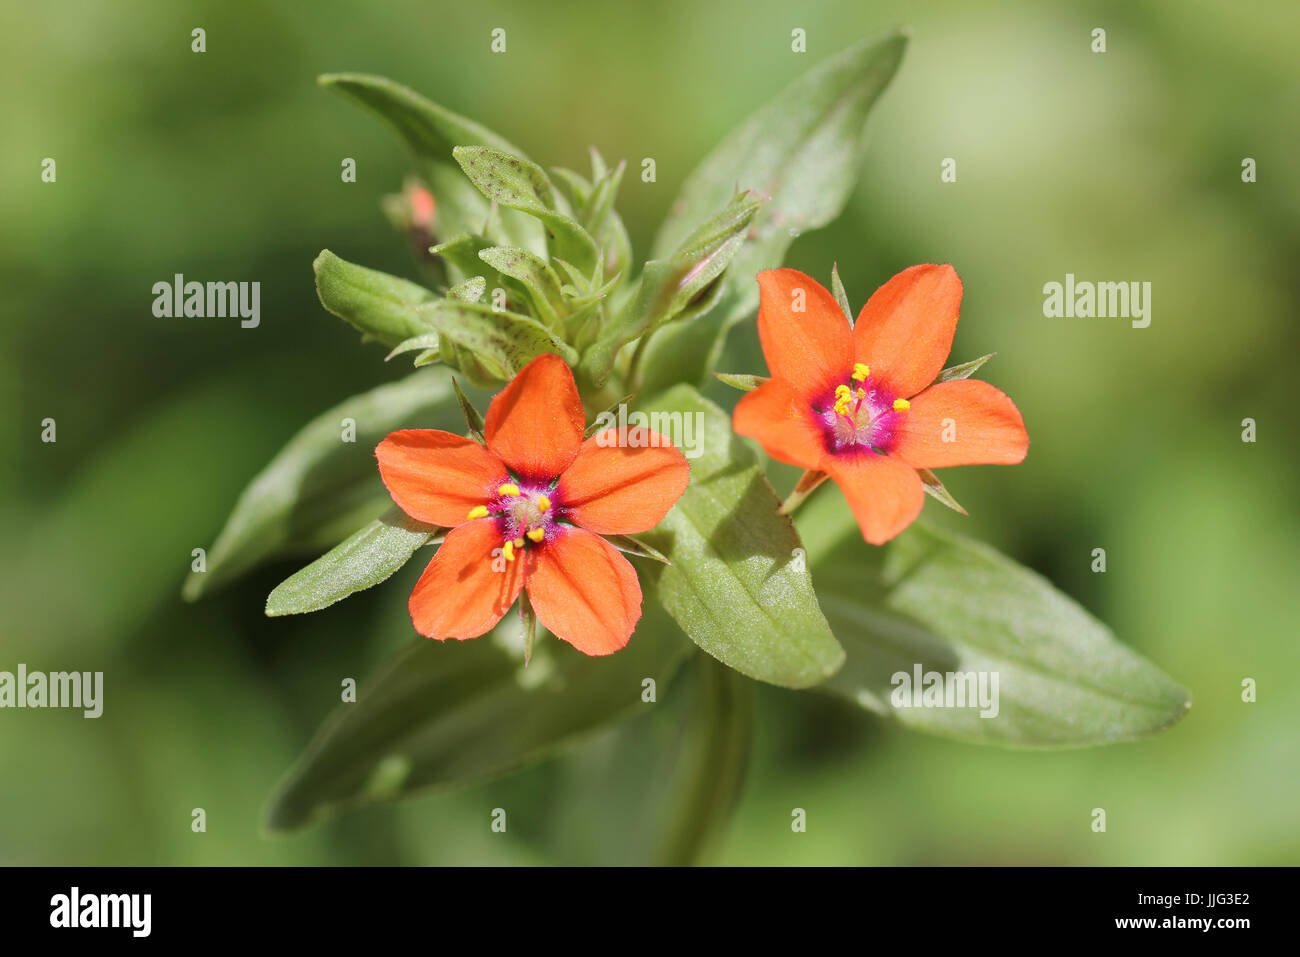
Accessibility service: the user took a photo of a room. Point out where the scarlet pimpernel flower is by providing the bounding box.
[733,265,1028,544]
[376,355,690,655]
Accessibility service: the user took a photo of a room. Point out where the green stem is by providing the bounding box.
[779,469,828,515]
[652,657,753,866]
[624,330,654,394]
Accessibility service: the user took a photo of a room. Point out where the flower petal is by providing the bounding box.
[888,379,1029,468]
[852,263,962,398]
[821,451,925,545]
[484,353,585,480]
[732,377,825,469]
[408,518,524,639]
[757,268,853,397]
[526,527,641,656]
[377,429,509,527]
[559,429,691,535]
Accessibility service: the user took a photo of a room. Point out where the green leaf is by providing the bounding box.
[418,298,576,386]
[446,276,486,303]
[639,30,907,394]
[430,234,495,288]
[652,656,753,865]
[453,146,598,274]
[713,372,767,392]
[831,262,853,321]
[799,499,1192,747]
[918,467,968,515]
[263,598,693,830]
[583,392,635,438]
[451,377,486,442]
[183,367,457,600]
[551,166,592,206]
[313,249,438,349]
[318,73,543,252]
[582,154,634,280]
[478,245,567,325]
[606,533,671,565]
[937,353,995,383]
[639,385,844,688]
[385,333,440,363]
[581,193,761,385]
[265,507,441,617]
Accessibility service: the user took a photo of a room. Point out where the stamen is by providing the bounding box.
[852,363,870,382]
[833,384,852,416]
[513,536,525,548]
[466,505,489,520]
[502,540,515,562]
[893,398,911,412]
[536,494,551,513]
[526,528,545,543]
[497,483,520,497]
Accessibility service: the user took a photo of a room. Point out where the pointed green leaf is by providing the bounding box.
[583,157,633,280]
[453,146,598,274]
[313,249,438,349]
[447,276,486,303]
[606,533,671,565]
[799,498,1192,747]
[640,30,907,394]
[451,377,486,442]
[639,385,844,688]
[551,166,593,206]
[418,298,576,386]
[478,246,566,325]
[918,467,968,515]
[713,372,767,392]
[583,393,636,438]
[937,353,995,382]
[581,193,761,385]
[430,234,494,286]
[265,507,441,617]
[263,597,692,830]
[831,263,853,321]
[183,368,458,600]
[318,73,543,251]
[385,333,440,363]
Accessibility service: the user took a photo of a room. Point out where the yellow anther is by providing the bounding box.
[832,384,852,415]
[852,362,871,381]
[536,494,551,513]
[854,387,866,400]
[497,483,520,497]
[893,398,911,412]
[513,536,525,548]
[502,540,515,562]
[526,528,545,543]
[466,505,489,520]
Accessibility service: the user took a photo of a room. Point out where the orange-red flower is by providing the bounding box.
[376,354,690,655]
[733,265,1028,544]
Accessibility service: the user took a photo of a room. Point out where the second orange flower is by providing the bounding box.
[733,264,1029,544]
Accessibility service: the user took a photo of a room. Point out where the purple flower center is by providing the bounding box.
[491,480,562,545]
[813,374,905,455]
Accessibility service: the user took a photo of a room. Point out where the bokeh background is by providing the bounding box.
[3,0,1298,865]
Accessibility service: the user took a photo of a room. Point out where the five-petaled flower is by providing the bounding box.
[376,354,690,655]
[733,265,1028,544]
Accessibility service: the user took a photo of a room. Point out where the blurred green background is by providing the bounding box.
[3,0,1298,865]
